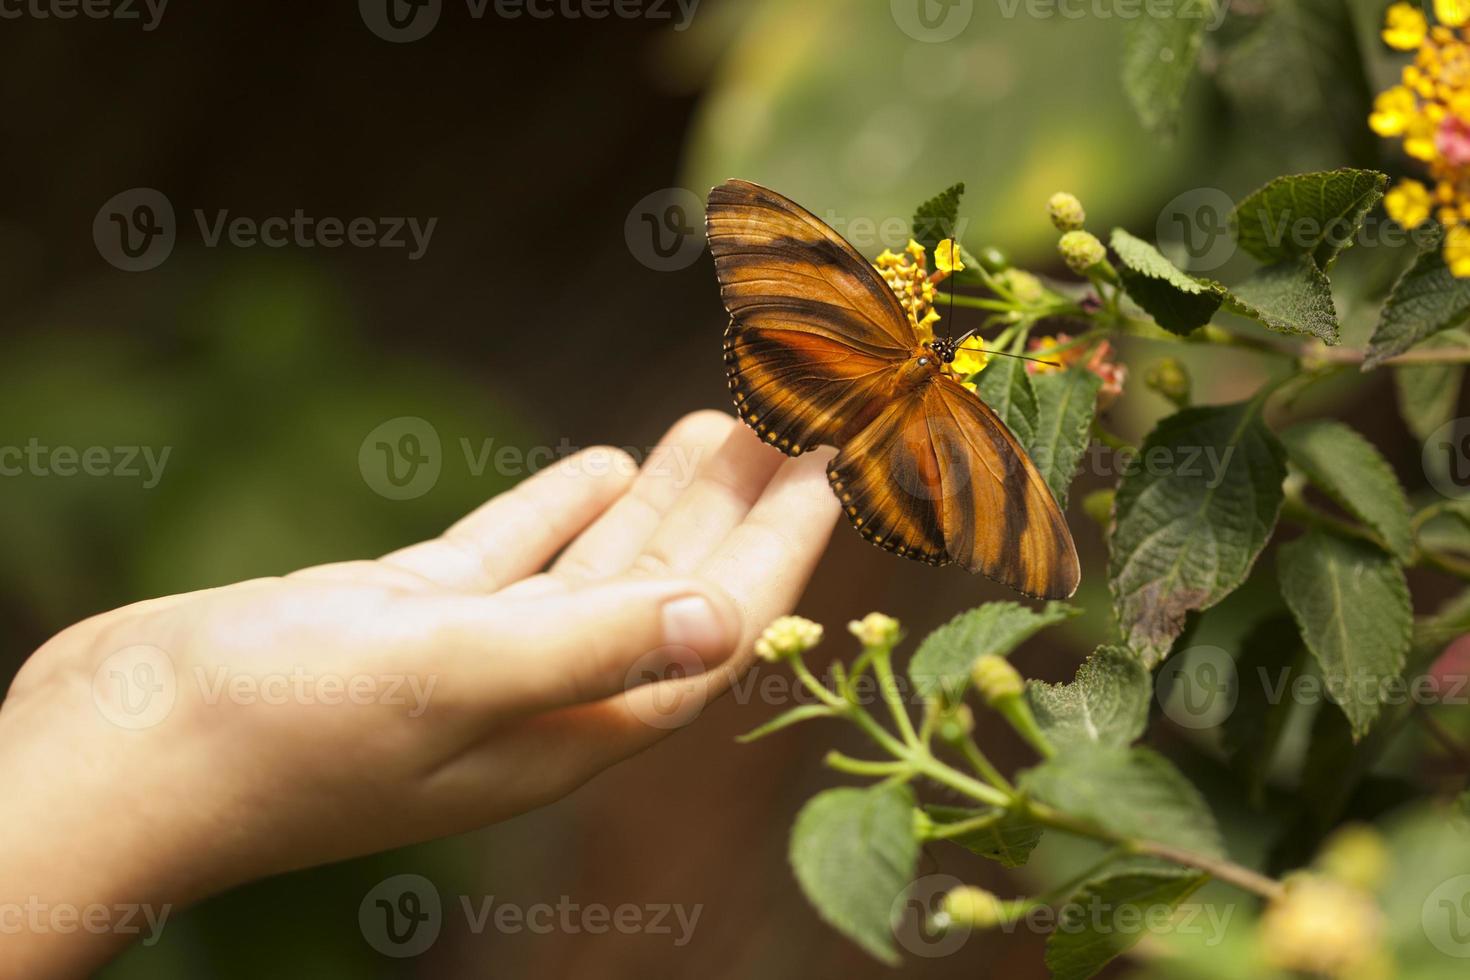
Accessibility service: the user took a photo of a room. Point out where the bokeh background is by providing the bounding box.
[1,0,1461,976]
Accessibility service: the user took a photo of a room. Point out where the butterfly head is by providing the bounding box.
[927,336,958,364]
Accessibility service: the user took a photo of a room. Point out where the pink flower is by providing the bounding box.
[1436,115,1470,168]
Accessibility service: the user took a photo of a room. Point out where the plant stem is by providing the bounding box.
[871,647,921,749]
[1025,803,1284,901]
[956,736,1014,794]
[824,751,912,778]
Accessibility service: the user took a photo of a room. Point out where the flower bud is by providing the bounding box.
[1315,824,1389,892]
[940,886,1007,929]
[976,244,1010,273]
[1082,488,1115,527]
[847,611,902,649]
[754,615,823,662]
[1259,874,1384,978]
[971,655,1024,705]
[995,268,1045,306]
[1144,357,1191,407]
[1047,192,1087,231]
[1058,230,1106,273]
[933,703,975,744]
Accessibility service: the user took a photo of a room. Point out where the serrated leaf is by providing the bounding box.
[1109,401,1287,667]
[976,355,1038,449]
[1044,868,1207,980]
[1026,646,1151,752]
[1221,614,1305,805]
[1019,745,1225,855]
[1365,226,1470,368]
[1121,0,1214,136]
[1111,228,1224,334]
[908,601,1079,700]
[923,804,1043,868]
[912,182,964,258]
[1277,531,1411,739]
[789,783,919,965]
[1394,329,1467,442]
[1223,256,1340,343]
[1231,169,1387,270]
[1030,366,1102,508]
[737,704,833,743]
[1279,420,1413,561]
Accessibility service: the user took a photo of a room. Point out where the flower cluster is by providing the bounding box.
[1373,1,1470,274]
[873,238,990,385]
[754,615,823,662]
[1026,333,1127,407]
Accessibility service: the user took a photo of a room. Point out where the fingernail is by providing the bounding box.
[661,595,734,664]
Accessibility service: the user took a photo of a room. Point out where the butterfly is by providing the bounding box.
[705,179,1080,599]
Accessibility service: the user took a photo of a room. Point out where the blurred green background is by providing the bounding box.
[1,0,1462,976]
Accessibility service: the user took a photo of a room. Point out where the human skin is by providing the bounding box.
[0,411,840,978]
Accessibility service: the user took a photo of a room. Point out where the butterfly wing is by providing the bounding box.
[827,376,1080,599]
[707,179,915,454]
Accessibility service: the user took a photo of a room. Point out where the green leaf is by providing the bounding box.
[1030,366,1103,509]
[1026,646,1151,752]
[1230,169,1387,270]
[736,704,833,743]
[789,783,919,965]
[923,804,1043,868]
[1277,531,1412,739]
[908,601,1079,700]
[1365,226,1470,368]
[1223,256,1340,343]
[1110,228,1224,335]
[1044,868,1207,980]
[1121,0,1215,136]
[976,355,1039,449]
[1019,745,1225,855]
[912,182,964,258]
[1394,329,1467,442]
[1221,614,1305,805]
[1279,420,1413,561]
[1109,401,1287,667]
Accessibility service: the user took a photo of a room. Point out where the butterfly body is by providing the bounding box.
[707,179,1080,599]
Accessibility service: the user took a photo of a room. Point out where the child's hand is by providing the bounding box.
[0,411,838,978]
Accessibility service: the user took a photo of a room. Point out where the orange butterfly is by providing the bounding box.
[705,179,1080,599]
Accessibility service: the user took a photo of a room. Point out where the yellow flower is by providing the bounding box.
[934,238,965,274]
[1438,0,1470,28]
[1259,875,1385,978]
[951,339,990,378]
[1385,179,1433,226]
[1383,2,1427,50]
[847,612,902,648]
[1404,112,1440,160]
[754,615,823,662]
[905,238,926,261]
[1369,85,1418,135]
[1444,223,1470,275]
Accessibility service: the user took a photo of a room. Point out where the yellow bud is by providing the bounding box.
[754,615,823,662]
[1082,488,1115,527]
[1058,230,1106,274]
[1259,874,1384,978]
[971,655,1024,705]
[940,886,1007,928]
[1047,192,1087,231]
[995,268,1045,306]
[933,703,975,743]
[1316,824,1389,892]
[847,611,902,648]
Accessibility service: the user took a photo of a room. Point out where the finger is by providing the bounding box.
[550,411,736,583]
[534,449,842,753]
[623,422,785,577]
[379,446,637,592]
[425,575,742,716]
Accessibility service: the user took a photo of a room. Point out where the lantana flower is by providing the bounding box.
[1026,334,1127,407]
[1373,2,1470,274]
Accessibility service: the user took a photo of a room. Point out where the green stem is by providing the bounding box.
[955,735,1014,794]
[871,647,920,748]
[824,751,913,778]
